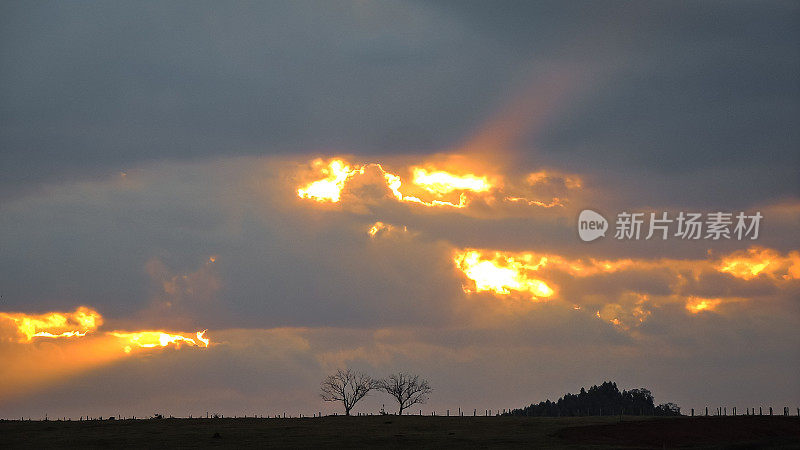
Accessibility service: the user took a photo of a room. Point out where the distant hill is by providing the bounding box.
[505,381,681,417]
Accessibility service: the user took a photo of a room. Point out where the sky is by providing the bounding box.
[0,0,798,418]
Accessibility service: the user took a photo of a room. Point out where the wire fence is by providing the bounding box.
[4,405,800,422]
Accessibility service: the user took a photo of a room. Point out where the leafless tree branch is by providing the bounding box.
[378,372,432,415]
[320,368,377,416]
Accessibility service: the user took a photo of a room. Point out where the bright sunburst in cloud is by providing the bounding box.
[453,249,554,300]
[294,155,582,213]
[0,307,210,352]
[0,307,102,342]
[111,330,209,353]
[297,159,363,203]
[411,167,492,195]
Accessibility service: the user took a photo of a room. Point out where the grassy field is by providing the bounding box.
[2,415,798,448]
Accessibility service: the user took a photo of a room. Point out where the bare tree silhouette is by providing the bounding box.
[378,372,432,415]
[320,369,377,416]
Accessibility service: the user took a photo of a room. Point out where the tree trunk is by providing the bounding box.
[398,406,404,415]
[345,408,351,416]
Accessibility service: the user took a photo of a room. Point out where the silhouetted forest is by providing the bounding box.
[505,381,681,417]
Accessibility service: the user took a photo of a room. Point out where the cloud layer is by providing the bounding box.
[0,1,798,418]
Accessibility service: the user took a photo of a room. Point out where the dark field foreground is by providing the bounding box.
[2,415,799,449]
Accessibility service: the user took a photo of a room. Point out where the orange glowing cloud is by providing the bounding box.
[685,297,723,314]
[453,250,554,300]
[383,166,473,208]
[411,167,492,195]
[716,247,800,280]
[368,221,389,237]
[0,306,102,342]
[111,329,210,353]
[453,248,639,292]
[367,221,408,238]
[0,306,211,353]
[297,158,363,202]
[297,157,493,209]
[295,156,577,212]
[451,245,797,327]
[0,307,211,401]
[454,245,800,299]
[504,196,564,208]
[0,329,210,402]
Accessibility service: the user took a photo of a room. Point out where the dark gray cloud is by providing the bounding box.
[3,1,797,206]
[1,1,490,194]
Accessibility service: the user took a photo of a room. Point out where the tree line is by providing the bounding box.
[321,369,432,416]
[504,381,681,417]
